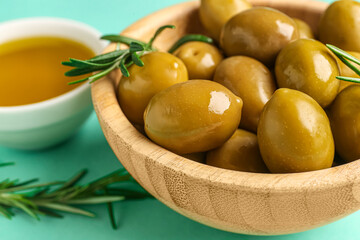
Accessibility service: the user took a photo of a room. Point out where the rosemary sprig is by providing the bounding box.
[0,163,151,229]
[63,25,214,85]
[327,44,360,83]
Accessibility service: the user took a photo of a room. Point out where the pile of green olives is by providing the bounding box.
[117,0,360,174]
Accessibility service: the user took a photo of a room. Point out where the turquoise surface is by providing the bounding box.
[1,0,359,239]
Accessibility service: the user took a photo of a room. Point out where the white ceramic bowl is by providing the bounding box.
[0,17,106,150]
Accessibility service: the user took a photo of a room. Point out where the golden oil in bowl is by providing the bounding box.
[0,36,94,106]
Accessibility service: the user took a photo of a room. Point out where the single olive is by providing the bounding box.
[213,56,276,132]
[174,42,223,80]
[118,52,188,125]
[220,7,299,66]
[206,129,269,173]
[144,80,243,154]
[338,51,360,92]
[329,85,360,162]
[293,18,314,39]
[275,39,340,108]
[319,0,360,52]
[199,0,252,41]
[258,88,334,173]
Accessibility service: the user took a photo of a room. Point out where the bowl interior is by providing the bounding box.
[92,0,360,235]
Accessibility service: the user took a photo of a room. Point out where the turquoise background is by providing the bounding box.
[1,0,359,239]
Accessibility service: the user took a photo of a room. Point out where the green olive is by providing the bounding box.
[206,129,269,173]
[275,39,340,108]
[174,42,223,80]
[118,52,188,125]
[220,7,299,66]
[258,88,334,173]
[293,18,314,39]
[329,85,360,162]
[338,51,360,92]
[199,0,252,41]
[144,80,243,154]
[319,0,360,52]
[213,56,276,132]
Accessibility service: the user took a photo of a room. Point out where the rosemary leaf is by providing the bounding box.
[147,25,175,48]
[101,35,145,46]
[31,187,50,198]
[336,76,360,83]
[66,196,125,205]
[106,188,151,199]
[129,42,145,53]
[327,44,360,66]
[0,181,63,193]
[65,66,105,77]
[87,50,127,63]
[89,62,119,83]
[0,205,13,219]
[11,200,39,220]
[67,61,118,85]
[35,202,95,217]
[327,44,360,83]
[336,55,360,77]
[131,52,144,67]
[67,76,90,85]
[56,186,88,202]
[37,207,64,218]
[57,169,88,191]
[12,178,39,188]
[119,55,130,77]
[107,201,117,230]
[86,169,130,190]
[168,34,214,53]
[0,179,18,190]
[13,195,37,209]
[63,59,114,68]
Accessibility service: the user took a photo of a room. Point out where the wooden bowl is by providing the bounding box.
[91,0,360,235]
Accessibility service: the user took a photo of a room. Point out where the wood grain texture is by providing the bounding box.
[91,0,360,235]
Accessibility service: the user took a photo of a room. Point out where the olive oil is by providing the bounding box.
[0,36,94,106]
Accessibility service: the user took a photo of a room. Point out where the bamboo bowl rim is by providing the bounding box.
[91,0,360,195]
